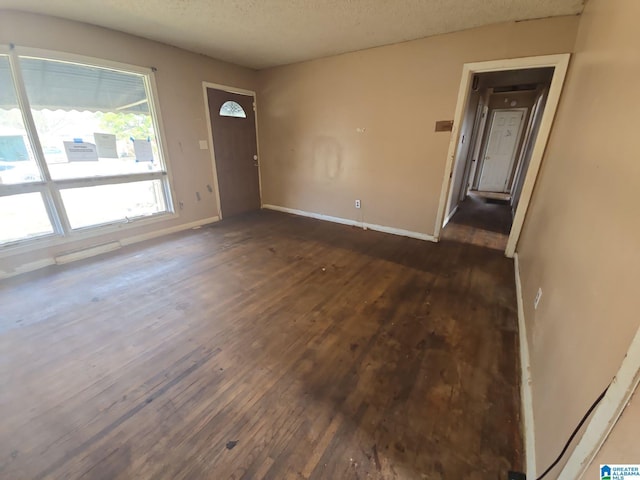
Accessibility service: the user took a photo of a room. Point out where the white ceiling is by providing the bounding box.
[0,0,584,69]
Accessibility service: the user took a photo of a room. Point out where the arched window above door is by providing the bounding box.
[219,101,247,118]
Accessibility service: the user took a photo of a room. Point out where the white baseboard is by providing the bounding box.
[119,216,219,246]
[443,204,459,227]
[262,204,436,242]
[55,241,121,265]
[0,216,220,280]
[514,253,537,478]
[0,258,56,280]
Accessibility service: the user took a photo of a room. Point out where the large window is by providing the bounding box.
[0,48,172,246]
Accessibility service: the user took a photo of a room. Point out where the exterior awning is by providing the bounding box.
[0,56,149,114]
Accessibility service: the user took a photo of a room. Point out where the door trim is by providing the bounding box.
[465,102,489,198]
[433,53,570,257]
[202,81,263,219]
[558,326,640,480]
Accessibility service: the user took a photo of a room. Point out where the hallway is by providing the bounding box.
[442,193,513,251]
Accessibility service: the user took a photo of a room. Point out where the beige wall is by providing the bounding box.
[256,16,579,235]
[0,10,256,274]
[2,2,637,474]
[516,0,640,475]
[585,390,639,477]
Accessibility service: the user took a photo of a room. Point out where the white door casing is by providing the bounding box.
[465,104,489,196]
[433,54,570,259]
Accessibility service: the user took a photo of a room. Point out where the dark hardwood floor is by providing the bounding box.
[0,210,522,479]
[442,193,513,251]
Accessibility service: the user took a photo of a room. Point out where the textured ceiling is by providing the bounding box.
[0,0,584,69]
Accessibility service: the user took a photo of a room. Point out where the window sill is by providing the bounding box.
[0,210,179,259]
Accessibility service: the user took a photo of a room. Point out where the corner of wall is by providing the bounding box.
[514,253,537,478]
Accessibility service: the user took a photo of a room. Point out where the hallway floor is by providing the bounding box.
[442,193,513,251]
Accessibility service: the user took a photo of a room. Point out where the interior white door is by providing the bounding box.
[478,109,526,192]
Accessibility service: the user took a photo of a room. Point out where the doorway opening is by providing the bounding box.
[434,55,570,256]
[203,83,262,219]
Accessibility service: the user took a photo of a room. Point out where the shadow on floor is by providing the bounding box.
[0,209,522,479]
[441,193,513,251]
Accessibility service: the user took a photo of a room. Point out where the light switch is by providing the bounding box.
[199,140,208,150]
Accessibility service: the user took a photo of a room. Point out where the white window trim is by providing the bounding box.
[0,44,178,251]
[12,45,157,76]
[0,208,179,258]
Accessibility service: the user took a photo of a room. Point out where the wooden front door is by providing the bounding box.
[207,88,260,218]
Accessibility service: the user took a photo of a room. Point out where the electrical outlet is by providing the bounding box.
[534,287,542,310]
[355,199,361,209]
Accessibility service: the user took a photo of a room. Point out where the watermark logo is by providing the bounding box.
[601,465,640,479]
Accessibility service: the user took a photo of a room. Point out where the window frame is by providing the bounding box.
[219,100,247,118]
[0,45,177,254]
